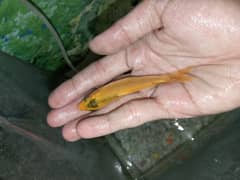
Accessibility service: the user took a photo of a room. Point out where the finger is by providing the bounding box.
[62,99,172,141]
[89,0,169,55]
[47,98,90,128]
[48,50,130,108]
[49,85,154,129]
[51,86,155,130]
[48,91,144,128]
[62,120,80,142]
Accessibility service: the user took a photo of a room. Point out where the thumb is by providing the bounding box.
[89,0,169,55]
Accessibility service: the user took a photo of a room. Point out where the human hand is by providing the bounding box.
[47,0,240,141]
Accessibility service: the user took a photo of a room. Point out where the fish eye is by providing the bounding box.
[87,99,98,108]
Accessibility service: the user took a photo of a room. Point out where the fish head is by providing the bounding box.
[79,97,99,111]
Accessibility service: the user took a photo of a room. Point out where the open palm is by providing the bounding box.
[48,0,240,141]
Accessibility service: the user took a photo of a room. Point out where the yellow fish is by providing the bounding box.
[79,67,192,111]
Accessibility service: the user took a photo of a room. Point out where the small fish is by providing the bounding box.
[79,67,192,111]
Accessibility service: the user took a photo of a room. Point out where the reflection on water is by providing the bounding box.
[173,119,195,141]
[107,112,236,179]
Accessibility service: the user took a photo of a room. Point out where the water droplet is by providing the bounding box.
[114,162,123,173]
[174,121,185,131]
[126,160,133,170]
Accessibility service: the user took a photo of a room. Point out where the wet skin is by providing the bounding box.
[47,0,240,141]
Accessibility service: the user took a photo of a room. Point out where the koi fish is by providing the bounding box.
[79,67,192,111]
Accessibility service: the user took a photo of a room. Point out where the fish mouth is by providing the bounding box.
[79,102,88,111]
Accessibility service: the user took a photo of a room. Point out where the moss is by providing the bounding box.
[0,0,140,71]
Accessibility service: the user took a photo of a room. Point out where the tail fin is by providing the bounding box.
[168,67,192,83]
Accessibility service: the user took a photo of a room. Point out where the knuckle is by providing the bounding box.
[105,115,114,133]
[71,76,81,96]
[124,48,133,70]
[117,21,133,44]
[126,41,147,70]
[92,60,108,83]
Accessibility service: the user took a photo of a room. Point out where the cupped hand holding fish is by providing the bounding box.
[47,0,240,141]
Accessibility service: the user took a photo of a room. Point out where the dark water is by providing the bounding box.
[155,110,240,180]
